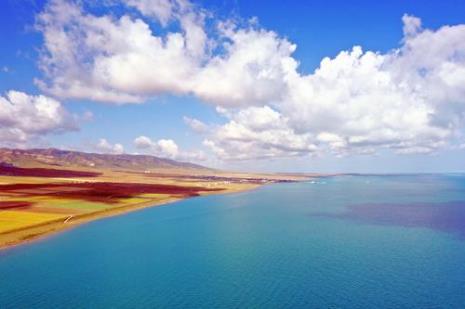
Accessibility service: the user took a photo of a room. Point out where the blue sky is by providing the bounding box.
[1,0,465,173]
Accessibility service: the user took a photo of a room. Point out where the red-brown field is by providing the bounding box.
[0,164,101,178]
[0,201,33,210]
[0,182,222,204]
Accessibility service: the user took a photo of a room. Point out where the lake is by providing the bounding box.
[1,175,465,308]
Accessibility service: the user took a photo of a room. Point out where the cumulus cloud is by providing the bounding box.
[134,135,206,161]
[134,136,179,158]
[34,0,295,106]
[35,0,209,104]
[0,90,77,147]
[205,17,465,159]
[34,1,465,159]
[95,138,124,154]
[204,106,316,160]
[191,25,296,106]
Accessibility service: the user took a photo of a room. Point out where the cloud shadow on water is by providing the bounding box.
[311,201,465,239]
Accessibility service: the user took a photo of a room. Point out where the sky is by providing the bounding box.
[1,0,465,173]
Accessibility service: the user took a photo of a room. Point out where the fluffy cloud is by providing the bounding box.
[35,0,208,104]
[134,135,206,161]
[205,16,465,159]
[134,136,178,158]
[95,138,124,154]
[204,106,316,160]
[0,90,77,147]
[35,1,465,159]
[191,26,296,106]
[35,0,294,106]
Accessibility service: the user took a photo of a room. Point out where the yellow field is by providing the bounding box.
[0,211,66,233]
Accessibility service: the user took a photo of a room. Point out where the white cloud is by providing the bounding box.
[126,0,209,58]
[134,135,206,161]
[95,138,124,154]
[0,90,77,147]
[35,0,295,106]
[127,0,179,26]
[191,26,297,106]
[156,139,179,158]
[203,106,317,160]
[34,1,465,159]
[35,0,209,104]
[183,116,208,133]
[134,135,179,158]
[402,14,422,37]
[204,18,465,159]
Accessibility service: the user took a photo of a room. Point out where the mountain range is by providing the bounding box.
[0,148,207,172]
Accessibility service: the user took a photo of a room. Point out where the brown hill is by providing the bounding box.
[0,148,209,172]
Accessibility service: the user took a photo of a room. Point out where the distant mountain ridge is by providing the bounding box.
[0,148,209,171]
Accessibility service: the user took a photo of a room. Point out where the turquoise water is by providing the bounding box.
[1,175,465,308]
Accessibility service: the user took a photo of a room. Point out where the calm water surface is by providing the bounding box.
[1,175,465,308]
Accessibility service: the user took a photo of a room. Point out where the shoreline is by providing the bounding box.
[0,183,261,251]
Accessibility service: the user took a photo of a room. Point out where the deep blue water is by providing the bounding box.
[1,175,465,308]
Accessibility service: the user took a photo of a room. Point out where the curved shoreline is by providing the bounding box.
[0,184,260,251]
